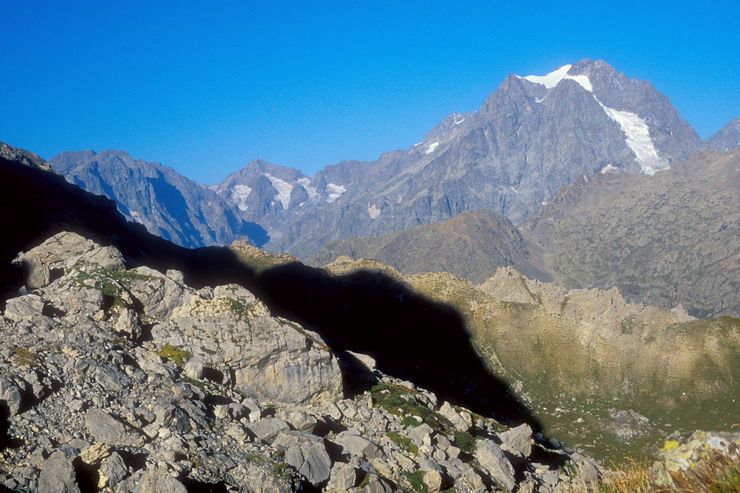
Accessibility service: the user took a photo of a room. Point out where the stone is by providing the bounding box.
[649,431,740,489]
[438,402,472,432]
[408,423,434,447]
[499,423,533,457]
[80,442,111,465]
[334,431,383,460]
[38,451,81,493]
[285,441,332,485]
[84,408,145,447]
[276,407,319,433]
[474,439,516,491]
[326,462,357,491]
[133,467,187,493]
[100,452,130,488]
[151,286,343,405]
[247,418,291,444]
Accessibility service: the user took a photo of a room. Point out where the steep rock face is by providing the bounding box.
[308,209,550,283]
[243,59,702,257]
[703,117,740,152]
[50,150,266,248]
[523,148,740,317]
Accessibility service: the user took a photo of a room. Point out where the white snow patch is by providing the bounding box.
[600,164,621,174]
[509,186,520,194]
[424,141,440,155]
[297,177,319,201]
[453,116,466,125]
[326,183,346,203]
[367,203,381,220]
[520,64,593,92]
[598,103,669,175]
[230,184,252,211]
[264,174,294,209]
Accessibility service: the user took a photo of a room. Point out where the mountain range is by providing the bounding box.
[40,59,740,319]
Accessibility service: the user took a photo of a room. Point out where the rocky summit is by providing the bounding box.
[0,232,604,492]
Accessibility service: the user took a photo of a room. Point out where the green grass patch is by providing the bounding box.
[387,431,418,455]
[157,344,191,366]
[11,346,42,367]
[453,431,477,454]
[402,470,428,493]
[402,416,422,428]
[371,382,453,433]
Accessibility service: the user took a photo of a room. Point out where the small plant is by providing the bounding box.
[11,346,42,367]
[157,344,191,366]
[387,431,418,455]
[402,470,428,493]
[271,461,294,479]
[370,382,452,433]
[453,431,477,455]
[402,416,422,428]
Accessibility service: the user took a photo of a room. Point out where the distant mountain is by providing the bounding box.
[220,59,703,257]
[53,59,721,262]
[522,148,740,318]
[50,150,267,248]
[308,209,550,283]
[703,118,740,152]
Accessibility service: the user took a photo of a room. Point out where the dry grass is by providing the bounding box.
[598,454,740,493]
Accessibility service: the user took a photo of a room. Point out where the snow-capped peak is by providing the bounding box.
[519,64,593,92]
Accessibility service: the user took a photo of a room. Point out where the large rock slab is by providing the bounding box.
[474,439,516,491]
[38,451,80,493]
[151,283,342,405]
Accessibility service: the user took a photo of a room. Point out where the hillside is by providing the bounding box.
[309,209,550,283]
[318,256,739,460]
[523,148,740,317]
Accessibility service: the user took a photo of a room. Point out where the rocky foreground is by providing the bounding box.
[0,232,608,492]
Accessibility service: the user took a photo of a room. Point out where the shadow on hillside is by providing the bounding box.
[250,261,542,430]
[0,154,541,431]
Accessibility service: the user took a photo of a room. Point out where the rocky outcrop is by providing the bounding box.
[649,431,740,490]
[0,232,603,491]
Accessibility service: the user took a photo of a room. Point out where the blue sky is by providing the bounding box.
[2,0,738,184]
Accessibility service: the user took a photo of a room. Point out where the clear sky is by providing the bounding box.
[2,0,738,184]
